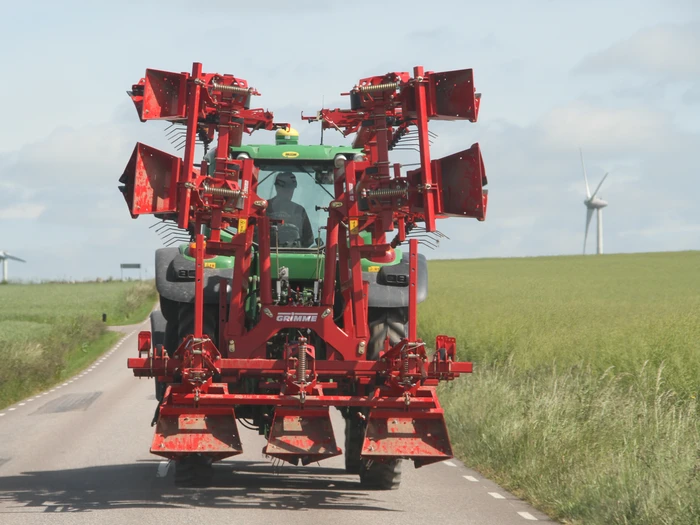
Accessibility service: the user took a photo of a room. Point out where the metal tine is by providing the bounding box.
[161,233,187,241]
[166,128,186,138]
[410,238,441,247]
[156,221,178,228]
[155,222,180,233]
[175,140,204,151]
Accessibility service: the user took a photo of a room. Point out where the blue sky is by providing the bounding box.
[0,0,698,280]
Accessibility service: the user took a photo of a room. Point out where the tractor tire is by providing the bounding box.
[344,415,365,474]
[350,307,407,487]
[177,303,219,345]
[163,315,179,357]
[174,454,214,486]
[160,295,179,323]
[359,459,403,490]
[367,307,408,360]
[150,310,167,347]
[150,311,167,402]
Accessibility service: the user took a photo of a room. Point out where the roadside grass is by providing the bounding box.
[0,281,156,408]
[420,251,700,525]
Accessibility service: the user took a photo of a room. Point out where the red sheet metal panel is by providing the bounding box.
[119,143,180,217]
[141,68,188,120]
[264,408,342,466]
[435,143,487,220]
[361,409,453,467]
[151,413,242,461]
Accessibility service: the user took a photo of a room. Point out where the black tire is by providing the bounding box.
[164,317,179,357]
[174,454,214,487]
[351,307,407,487]
[150,311,167,402]
[359,459,403,490]
[150,310,167,348]
[344,415,365,474]
[367,307,408,360]
[177,303,219,344]
[160,296,179,323]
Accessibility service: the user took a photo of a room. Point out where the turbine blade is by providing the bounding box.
[580,148,591,199]
[590,172,609,201]
[583,208,594,254]
[5,254,25,263]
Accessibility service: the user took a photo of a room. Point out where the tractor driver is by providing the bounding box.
[266,171,314,247]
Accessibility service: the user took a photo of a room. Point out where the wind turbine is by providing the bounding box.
[0,251,26,283]
[580,149,609,255]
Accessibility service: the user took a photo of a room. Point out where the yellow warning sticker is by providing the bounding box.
[238,218,248,233]
[204,261,216,269]
[349,219,359,235]
[367,265,380,273]
[282,151,299,158]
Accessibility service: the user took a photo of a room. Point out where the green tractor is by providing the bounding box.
[149,127,428,480]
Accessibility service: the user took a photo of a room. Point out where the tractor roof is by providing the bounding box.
[230,128,360,162]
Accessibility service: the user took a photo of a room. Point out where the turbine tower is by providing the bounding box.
[0,251,26,283]
[580,149,609,255]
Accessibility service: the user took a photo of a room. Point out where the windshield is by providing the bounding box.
[256,164,335,248]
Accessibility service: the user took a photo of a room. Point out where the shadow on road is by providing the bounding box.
[0,460,395,513]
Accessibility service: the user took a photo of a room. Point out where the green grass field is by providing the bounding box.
[420,252,700,525]
[0,281,156,408]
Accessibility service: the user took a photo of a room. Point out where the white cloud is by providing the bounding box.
[620,222,700,237]
[536,102,684,153]
[0,203,45,219]
[575,23,700,79]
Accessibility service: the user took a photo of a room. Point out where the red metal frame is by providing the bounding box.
[120,62,486,469]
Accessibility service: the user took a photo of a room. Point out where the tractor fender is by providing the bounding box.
[364,252,428,308]
[155,247,231,305]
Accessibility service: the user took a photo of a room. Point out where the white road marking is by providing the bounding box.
[27,399,35,402]
[8,408,16,412]
[443,461,457,467]
[0,413,5,417]
[62,383,69,387]
[463,475,478,482]
[18,403,25,406]
[156,460,172,478]
[518,511,538,520]
[488,492,505,500]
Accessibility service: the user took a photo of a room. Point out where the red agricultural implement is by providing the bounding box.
[120,63,487,488]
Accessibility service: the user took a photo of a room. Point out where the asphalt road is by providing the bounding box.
[0,321,554,525]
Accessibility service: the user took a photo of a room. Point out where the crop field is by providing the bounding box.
[0,281,156,408]
[420,251,700,525]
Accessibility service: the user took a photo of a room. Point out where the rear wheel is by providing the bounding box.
[348,307,407,487]
[359,459,403,490]
[344,414,365,474]
[174,454,214,486]
[150,311,167,402]
[367,307,408,360]
[173,304,219,486]
[177,303,219,344]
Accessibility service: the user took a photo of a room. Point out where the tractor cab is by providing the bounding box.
[209,128,359,249]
